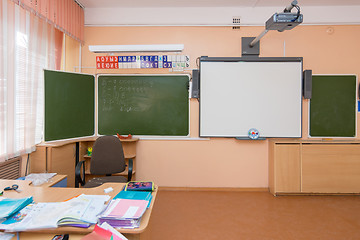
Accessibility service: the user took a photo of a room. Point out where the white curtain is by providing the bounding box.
[0,0,55,162]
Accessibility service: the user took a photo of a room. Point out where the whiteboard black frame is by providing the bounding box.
[199,57,303,138]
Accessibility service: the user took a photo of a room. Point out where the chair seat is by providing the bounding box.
[84,175,128,188]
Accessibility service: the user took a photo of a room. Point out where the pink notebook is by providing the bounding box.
[104,199,148,219]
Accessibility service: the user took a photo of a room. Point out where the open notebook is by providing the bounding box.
[0,194,110,231]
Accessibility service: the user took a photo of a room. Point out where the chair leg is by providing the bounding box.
[127,158,133,182]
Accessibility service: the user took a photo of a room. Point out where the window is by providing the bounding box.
[0,0,58,161]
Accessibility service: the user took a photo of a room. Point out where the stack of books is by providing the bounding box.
[98,198,149,228]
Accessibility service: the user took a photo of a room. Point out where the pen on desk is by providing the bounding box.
[63,194,81,202]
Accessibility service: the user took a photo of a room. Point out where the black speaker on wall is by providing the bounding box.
[303,69,312,99]
[191,69,200,98]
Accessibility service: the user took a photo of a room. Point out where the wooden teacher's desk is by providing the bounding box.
[30,137,139,188]
[0,178,157,240]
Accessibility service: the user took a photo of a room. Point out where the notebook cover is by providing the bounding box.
[124,181,154,191]
[113,191,152,208]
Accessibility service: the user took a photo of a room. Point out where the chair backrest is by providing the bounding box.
[90,135,126,175]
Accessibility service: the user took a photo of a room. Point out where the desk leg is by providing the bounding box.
[75,142,79,188]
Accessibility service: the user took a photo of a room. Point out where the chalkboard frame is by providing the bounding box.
[199,56,303,138]
[96,74,191,137]
[309,74,357,138]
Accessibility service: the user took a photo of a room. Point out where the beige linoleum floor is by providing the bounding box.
[150,190,360,240]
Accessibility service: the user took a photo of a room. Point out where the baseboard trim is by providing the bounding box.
[274,192,360,196]
[158,187,269,192]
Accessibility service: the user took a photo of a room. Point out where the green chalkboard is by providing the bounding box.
[310,75,356,137]
[98,75,189,136]
[44,70,95,141]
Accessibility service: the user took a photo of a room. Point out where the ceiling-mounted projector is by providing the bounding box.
[266,12,303,32]
[242,0,303,56]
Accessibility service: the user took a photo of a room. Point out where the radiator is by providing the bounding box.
[0,157,21,179]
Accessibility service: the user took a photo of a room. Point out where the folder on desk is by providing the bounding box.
[0,196,33,220]
[113,191,152,208]
[81,223,128,240]
[98,199,148,228]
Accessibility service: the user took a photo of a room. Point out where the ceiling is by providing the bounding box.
[79,0,360,26]
[77,0,360,8]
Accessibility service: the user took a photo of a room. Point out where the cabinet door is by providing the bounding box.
[48,143,76,187]
[302,144,360,193]
[30,146,47,173]
[273,144,301,193]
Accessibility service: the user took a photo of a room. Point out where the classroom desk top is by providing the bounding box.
[37,136,139,147]
[29,174,67,188]
[0,179,157,236]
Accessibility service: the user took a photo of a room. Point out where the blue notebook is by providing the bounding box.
[113,191,152,208]
[0,196,33,220]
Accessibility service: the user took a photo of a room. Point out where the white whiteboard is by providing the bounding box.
[200,59,302,138]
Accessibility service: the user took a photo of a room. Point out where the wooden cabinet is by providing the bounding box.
[302,144,360,193]
[30,137,139,187]
[30,143,76,187]
[79,138,138,182]
[269,143,301,194]
[269,140,360,195]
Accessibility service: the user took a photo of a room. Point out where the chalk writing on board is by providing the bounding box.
[100,79,154,112]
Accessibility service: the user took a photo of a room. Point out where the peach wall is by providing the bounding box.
[74,25,360,188]
[63,35,80,72]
